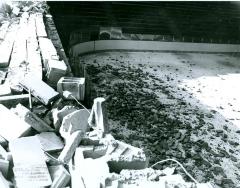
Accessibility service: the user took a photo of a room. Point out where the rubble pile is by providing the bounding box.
[0,1,217,188]
[76,54,240,188]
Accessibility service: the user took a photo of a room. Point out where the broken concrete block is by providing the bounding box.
[71,148,109,188]
[57,77,85,101]
[58,131,83,164]
[49,165,71,188]
[0,94,29,108]
[106,140,148,173]
[12,103,54,132]
[0,159,9,178]
[38,37,59,67]
[70,149,85,188]
[46,60,67,85]
[79,145,108,159]
[19,74,59,105]
[88,97,109,134]
[52,106,78,130]
[79,158,109,188]
[37,132,64,152]
[9,136,52,187]
[0,104,32,141]
[0,172,11,188]
[81,129,106,146]
[60,109,90,139]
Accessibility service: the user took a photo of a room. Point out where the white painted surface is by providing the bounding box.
[71,40,240,57]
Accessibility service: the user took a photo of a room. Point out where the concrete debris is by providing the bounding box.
[38,37,59,67]
[52,105,78,130]
[0,2,214,187]
[71,148,109,188]
[11,103,54,132]
[60,109,90,139]
[37,132,64,152]
[58,130,83,164]
[104,168,214,188]
[57,77,85,101]
[70,148,85,188]
[106,140,148,173]
[48,165,71,188]
[81,129,105,146]
[88,97,109,135]
[19,74,59,105]
[78,145,108,159]
[9,136,52,187]
[46,60,67,85]
[0,104,31,141]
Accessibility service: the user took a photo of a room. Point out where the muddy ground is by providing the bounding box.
[77,51,240,188]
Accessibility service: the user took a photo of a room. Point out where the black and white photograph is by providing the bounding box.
[0,0,239,187]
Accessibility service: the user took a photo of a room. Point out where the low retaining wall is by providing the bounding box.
[70,40,240,57]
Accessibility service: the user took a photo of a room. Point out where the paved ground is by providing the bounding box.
[79,51,240,187]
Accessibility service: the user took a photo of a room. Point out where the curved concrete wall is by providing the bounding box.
[70,40,240,57]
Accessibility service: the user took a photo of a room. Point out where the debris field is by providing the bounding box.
[0,1,237,188]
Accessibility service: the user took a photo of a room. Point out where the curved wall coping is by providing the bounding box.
[70,40,240,57]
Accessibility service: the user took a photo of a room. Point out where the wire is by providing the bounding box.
[70,95,91,114]
[150,158,199,184]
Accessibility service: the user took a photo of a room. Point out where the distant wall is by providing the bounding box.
[70,40,240,57]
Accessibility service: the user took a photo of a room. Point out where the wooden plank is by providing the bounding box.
[35,13,47,37]
[19,74,59,105]
[0,104,32,141]
[9,136,52,187]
